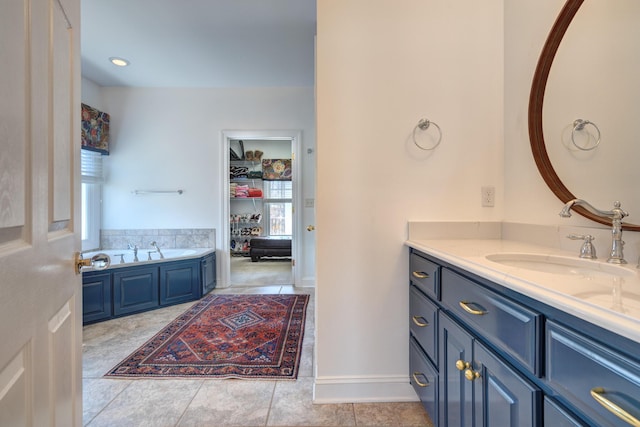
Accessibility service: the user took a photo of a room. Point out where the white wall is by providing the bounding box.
[94,86,316,282]
[315,0,503,402]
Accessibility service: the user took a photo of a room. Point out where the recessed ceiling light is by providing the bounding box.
[109,57,130,67]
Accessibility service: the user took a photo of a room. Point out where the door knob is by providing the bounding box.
[307,225,315,232]
[75,252,111,274]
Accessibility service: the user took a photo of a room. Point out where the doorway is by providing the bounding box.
[220,130,302,288]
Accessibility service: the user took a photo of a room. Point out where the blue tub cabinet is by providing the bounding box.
[81,271,112,323]
[82,251,215,324]
[113,266,159,316]
[409,247,640,427]
[160,260,200,306]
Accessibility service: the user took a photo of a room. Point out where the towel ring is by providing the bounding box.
[571,119,601,151]
[413,118,442,151]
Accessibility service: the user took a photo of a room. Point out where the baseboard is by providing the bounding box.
[299,276,316,287]
[313,375,419,404]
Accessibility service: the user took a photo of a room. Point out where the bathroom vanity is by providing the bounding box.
[407,239,640,427]
[82,249,216,324]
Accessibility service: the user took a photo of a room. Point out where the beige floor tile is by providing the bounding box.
[86,379,203,427]
[353,402,433,427]
[177,380,275,426]
[83,378,132,425]
[267,378,356,426]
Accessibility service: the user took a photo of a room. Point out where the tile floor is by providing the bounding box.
[82,285,433,426]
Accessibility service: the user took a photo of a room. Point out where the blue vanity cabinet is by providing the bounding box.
[159,259,200,306]
[112,266,159,316]
[409,247,640,427]
[82,271,112,324]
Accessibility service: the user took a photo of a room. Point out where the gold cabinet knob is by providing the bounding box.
[306,225,315,232]
[465,369,481,381]
[456,359,470,371]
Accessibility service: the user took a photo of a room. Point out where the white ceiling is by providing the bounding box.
[81,0,316,87]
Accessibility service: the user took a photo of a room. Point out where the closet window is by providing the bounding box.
[263,181,292,237]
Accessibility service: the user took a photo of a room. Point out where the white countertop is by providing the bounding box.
[406,238,640,344]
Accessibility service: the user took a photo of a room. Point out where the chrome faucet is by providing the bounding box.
[128,243,139,262]
[150,241,164,259]
[559,199,628,264]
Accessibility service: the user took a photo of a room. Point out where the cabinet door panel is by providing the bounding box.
[474,341,540,427]
[439,313,473,427]
[82,272,112,323]
[160,260,199,306]
[113,267,159,316]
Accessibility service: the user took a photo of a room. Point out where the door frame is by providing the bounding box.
[219,130,302,287]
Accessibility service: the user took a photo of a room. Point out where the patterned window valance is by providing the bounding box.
[81,103,110,155]
[262,159,292,180]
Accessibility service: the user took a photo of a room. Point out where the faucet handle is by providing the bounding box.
[567,234,596,259]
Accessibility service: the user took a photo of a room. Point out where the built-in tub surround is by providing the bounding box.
[100,228,215,251]
[82,248,214,269]
[406,221,640,344]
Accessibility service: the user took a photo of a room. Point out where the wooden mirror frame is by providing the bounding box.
[528,0,640,231]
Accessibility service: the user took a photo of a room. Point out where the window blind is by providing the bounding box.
[81,150,104,183]
[264,181,292,199]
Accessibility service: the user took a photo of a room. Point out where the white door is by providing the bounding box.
[0,0,82,425]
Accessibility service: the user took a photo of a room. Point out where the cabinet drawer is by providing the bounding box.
[441,268,541,376]
[410,252,440,300]
[410,285,438,366]
[547,321,640,427]
[544,397,587,427]
[410,337,438,424]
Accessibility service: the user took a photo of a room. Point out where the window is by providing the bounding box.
[263,181,292,237]
[81,150,103,251]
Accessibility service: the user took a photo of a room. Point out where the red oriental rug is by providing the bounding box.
[105,294,309,380]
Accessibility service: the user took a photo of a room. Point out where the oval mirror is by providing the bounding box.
[528,0,640,231]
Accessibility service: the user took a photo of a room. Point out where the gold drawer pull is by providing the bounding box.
[459,301,488,316]
[411,315,429,327]
[412,271,429,279]
[591,387,640,427]
[412,372,430,388]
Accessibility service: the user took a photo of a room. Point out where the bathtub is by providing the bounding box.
[82,247,214,269]
[81,247,217,324]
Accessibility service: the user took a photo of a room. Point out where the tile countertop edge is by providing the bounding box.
[406,239,640,345]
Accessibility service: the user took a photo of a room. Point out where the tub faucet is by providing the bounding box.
[150,241,164,259]
[128,243,139,262]
[559,199,628,264]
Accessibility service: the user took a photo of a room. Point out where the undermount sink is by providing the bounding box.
[484,253,635,278]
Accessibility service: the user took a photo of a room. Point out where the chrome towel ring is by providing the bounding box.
[413,118,442,151]
[571,119,601,151]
